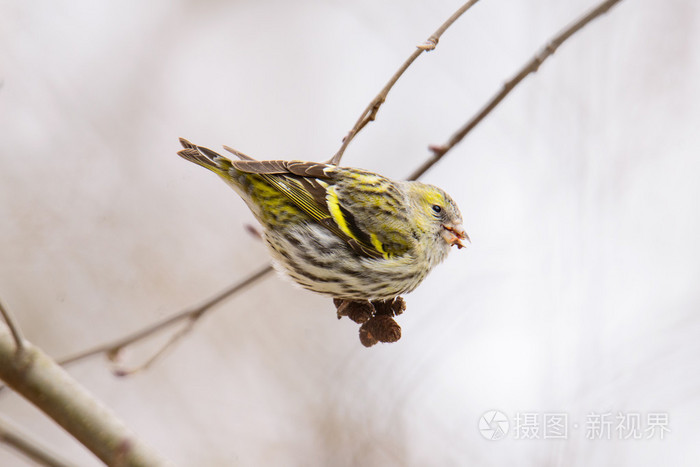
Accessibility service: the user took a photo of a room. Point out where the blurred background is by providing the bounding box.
[1,0,699,465]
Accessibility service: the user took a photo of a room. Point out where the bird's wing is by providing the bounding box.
[231,159,387,259]
[330,169,414,258]
[179,139,410,259]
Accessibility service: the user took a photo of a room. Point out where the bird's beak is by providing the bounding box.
[441,224,470,249]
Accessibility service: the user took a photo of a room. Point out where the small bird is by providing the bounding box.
[177,138,468,301]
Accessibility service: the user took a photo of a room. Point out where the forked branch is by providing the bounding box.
[58,265,272,373]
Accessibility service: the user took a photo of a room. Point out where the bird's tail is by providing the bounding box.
[177,138,236,174]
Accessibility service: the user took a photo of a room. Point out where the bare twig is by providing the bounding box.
[59,265,272,370]
[328,0,482,165]
[0,323,171,466]
[110,316,197,377]
[0,415,74,467]
[408,0,625,180]
[0,299,24,356]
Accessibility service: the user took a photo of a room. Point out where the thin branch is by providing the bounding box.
[110,316,198,377]
[0,415,74,467]
[408,0,625,180]
[58,265,272,370]
[0,299,24,355]
[0,323,171,466]
[328,0,482,165]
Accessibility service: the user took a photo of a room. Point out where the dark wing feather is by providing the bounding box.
[231,160,291,174]
[285,161,330,178]
[298,177,328,206]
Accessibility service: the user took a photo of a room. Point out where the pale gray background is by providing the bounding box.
[1,0,699,465]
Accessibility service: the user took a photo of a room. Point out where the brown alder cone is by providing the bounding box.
[359,315,402,347]
[334,297,406,346]
[334,299,373,324]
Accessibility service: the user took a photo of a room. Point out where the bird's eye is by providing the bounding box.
[432,204,442,214]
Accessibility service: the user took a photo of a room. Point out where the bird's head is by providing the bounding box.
[406,182,469,253]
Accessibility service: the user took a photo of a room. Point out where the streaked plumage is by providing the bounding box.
[177,138,467,300]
